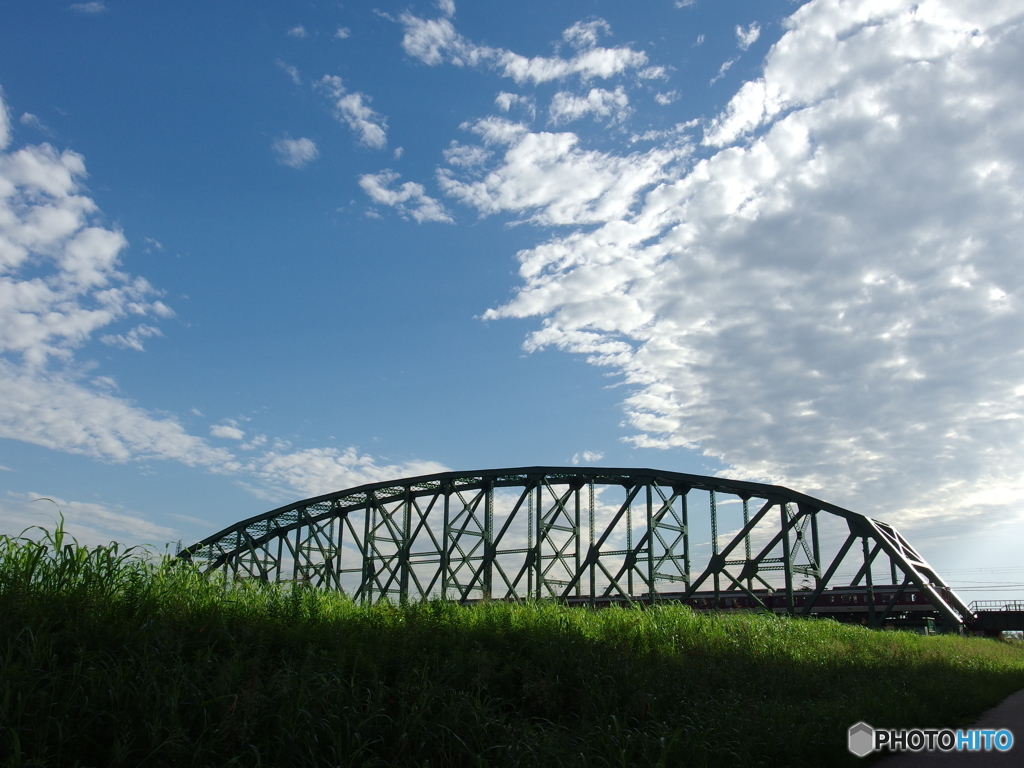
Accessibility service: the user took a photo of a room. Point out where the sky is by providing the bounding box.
[2,0,1023,601]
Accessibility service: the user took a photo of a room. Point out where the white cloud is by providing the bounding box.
[272,136,318,168]
[438,0,456,18]
[710,58,736,85]
[277,60,301,85]
[481,0,1024,529]
[495,92,536,119]
[100,323,162,351]
[247,447,449,499]
[0,492,178,547]
[0,110,174,367]
[563,20,611,50]
[443,141,491,169]
[736,22,761,51]
[399,12,651,84]
[19,113,48,133]
[210,423,245,441]
[571,450,604,465]
[318,76,387,149]
[335,27,351,40]
[70,2,107,14]
[437,118,686,226]
[287,25,307,39]
[359,170,453,223]
[654,91,679,105]
[549,86,629,124]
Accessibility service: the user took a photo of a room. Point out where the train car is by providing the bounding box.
[558,583,951,626]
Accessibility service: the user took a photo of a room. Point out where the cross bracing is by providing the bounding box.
[179,467,974,629]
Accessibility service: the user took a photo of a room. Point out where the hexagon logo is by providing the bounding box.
[848,722,875,757]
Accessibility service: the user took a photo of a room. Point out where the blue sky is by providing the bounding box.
[2,0,1024,599]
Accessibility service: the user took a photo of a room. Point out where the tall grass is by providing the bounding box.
[3,524,1024,767]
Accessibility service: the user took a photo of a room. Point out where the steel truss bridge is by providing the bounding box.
[179,467,977,630]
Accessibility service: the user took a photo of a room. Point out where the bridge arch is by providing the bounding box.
[179,466,972,629]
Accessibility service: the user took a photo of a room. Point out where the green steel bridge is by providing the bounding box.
[179,466,979,631]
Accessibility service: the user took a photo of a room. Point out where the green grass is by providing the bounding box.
[3,525,1024,767]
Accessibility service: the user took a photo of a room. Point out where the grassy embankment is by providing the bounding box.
[3,525,1024,768]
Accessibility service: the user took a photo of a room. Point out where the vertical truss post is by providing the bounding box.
[681,488,691,588]
[711,491,720,606]
[535,482,543,600]
[742,497,751,590]
[483,481,494,600]
[646,483,655,601]
[361,501,374,603]
[863,536,876,627]
[276,536,284,585]
[574,482,582,598]
[810,507,822,588]
[781,503,794,614]
[441,484,451,601]
[400,489,412,603]
[588,481,595,604]
[627,486,635,597]
[527,487,534,598]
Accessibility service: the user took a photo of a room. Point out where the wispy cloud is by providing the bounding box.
[276,60,301,85]
[735,22,760,51]
[359,170,453,223]
[70,2,107,14]
[318,76,388,149]
[399,12,651,84]
[272,136,318,168]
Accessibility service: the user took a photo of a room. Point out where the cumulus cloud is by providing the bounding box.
[736,22,761,50]
[479,0,1024,529]
[318,76,387,149]
[399,12,650,84]
[272,136,318,168]
[335,27,351,40]
[437,117,686,226]
[359,170,453,223]
[549,86,629,124]
[287,25,307,39]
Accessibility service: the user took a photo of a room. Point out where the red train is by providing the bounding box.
[558,583,948,622]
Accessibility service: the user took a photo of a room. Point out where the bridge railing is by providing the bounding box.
[969,600,1024,612]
